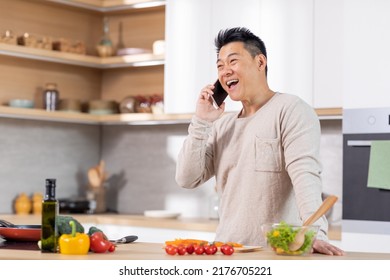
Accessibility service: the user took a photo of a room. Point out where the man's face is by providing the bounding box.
[216,42,260,102]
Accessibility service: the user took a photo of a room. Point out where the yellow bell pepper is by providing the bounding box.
[59,220,90,255]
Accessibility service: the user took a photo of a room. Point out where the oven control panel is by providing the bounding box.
[343,107,390,134]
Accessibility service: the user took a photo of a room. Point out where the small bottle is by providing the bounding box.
[43,83,59,111]
[96,17,113,57]
[41,178,58,253]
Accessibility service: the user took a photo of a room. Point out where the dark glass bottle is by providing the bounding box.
[41,178,58,253]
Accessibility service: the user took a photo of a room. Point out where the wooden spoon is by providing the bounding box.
[288,195,338,252]
[88,167,102,188]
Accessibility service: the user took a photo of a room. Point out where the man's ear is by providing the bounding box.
[257,54,266,70]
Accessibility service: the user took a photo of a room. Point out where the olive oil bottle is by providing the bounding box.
[41,178,58,253]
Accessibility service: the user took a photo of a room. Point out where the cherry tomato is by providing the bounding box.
[89,232,111,253]
[220,244,234,255]
[194,245,205,255]
[177,245,187,255]
[186,244,194,255]
[165,245,178,255]
[108,244,116,252]
[204,244,218,255]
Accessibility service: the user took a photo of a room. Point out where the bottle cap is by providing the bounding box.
[45,178,57,200]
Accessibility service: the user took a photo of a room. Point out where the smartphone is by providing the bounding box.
[211,80,228,109]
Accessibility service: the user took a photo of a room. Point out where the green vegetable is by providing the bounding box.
[56,215,85,235]
[266,221,316,255]
[87,226,108,239]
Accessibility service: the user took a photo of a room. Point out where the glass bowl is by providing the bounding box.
[261,222,319,256]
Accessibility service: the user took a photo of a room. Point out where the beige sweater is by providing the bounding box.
[176,92,328,246]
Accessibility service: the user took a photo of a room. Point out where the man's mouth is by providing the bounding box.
[226,79,239,89]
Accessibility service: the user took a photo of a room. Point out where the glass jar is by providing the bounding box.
[43,83,59,111]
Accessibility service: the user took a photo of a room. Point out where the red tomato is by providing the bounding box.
[220,244,234,255]
[89,232,111,253]
[165,245,178,255]
[108,244,116,252]
[204,244,218,255]
[177,245,187,255]
[186,244,194,255]
[194,245,205,255]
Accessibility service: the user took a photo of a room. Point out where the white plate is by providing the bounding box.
[117,48,151,56]
[144,210,181,219]
[234,246,263,253]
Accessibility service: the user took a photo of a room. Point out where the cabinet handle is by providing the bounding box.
[347,140,372,147]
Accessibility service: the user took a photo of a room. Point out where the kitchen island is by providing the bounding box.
[0,214,341,241]
[1,241,390,260]
[1,214,389,260]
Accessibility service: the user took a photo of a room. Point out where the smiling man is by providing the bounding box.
[175,27,344,256]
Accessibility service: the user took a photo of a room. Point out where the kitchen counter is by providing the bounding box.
[0,214,341,240]
[1,241,389,260]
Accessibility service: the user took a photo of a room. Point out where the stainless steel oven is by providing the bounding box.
[343,107,390,222]
[341,108,390,253]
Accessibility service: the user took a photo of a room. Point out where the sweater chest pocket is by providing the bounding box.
[255,137,282,172]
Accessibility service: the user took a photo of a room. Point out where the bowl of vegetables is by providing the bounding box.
[262,222,319,256]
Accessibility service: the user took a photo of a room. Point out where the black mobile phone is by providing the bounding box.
[211,80,228,108]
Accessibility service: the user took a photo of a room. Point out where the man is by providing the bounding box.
[175,27,344,256]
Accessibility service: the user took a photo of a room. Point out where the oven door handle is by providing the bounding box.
[347,140,372,147]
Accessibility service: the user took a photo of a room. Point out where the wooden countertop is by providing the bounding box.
[0,214,341,240]
[1,241,389,260]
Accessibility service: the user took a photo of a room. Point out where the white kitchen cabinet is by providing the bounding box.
[164,0,314,114]
[342,0,390,109]
[313,0,343,108]
[259,0,314,106]
[164,0,261,114]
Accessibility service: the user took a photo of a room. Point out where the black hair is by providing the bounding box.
[215,27,268,75]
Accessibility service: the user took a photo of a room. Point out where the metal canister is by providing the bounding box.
[43,83,59,111]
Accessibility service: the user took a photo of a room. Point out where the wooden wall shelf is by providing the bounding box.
[0,106,192,125]
[0,43,164,69]
[0,106,342,125]
[46,0,166,12]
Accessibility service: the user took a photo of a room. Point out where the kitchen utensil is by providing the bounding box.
[0,219,15,227]
[88,167,101,188]
[110,235,138,245]
[0,225,41,241]
[288,195,338,251]
[97,160,106,182]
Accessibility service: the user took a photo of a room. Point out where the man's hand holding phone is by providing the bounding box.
[195,80,227,122]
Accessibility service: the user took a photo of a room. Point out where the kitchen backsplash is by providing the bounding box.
[0,118,100,212]
[0,117,342,224]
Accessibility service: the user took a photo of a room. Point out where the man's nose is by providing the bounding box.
[220,66,233,77]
